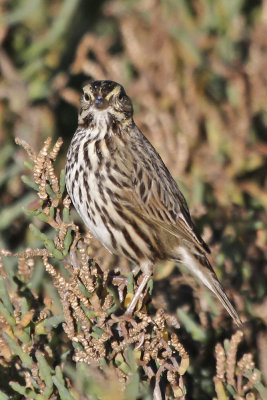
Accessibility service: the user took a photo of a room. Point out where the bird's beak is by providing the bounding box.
[94,97,108,110]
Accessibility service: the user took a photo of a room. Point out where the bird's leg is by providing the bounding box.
[125,272,152,316]
[109,272,152,325]
[111,275,129,303]
[125,261,153,316]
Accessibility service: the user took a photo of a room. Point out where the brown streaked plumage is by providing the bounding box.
[65,80,242,327]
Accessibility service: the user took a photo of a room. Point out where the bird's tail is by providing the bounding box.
[176,247,242,328]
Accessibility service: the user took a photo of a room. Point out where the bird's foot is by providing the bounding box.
[109,272,152,326]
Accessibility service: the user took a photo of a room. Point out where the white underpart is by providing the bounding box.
[77,174,112,250]
[66,110,112,250]
[67,110,145,260]
[87,109,111,141]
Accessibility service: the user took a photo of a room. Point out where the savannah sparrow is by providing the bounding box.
[65,80,242,327]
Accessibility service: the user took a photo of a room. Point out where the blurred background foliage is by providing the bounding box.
[0,0,266,399]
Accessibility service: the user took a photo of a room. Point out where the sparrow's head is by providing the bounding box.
[79,80,133,128]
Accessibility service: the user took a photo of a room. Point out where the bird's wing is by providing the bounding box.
[117,128,210,255]
[112,129,242,327]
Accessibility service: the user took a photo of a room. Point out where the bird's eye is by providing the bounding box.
[118,91,124,100]
[84,93,90,101]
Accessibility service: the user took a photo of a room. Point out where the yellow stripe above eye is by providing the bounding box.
[105,85,121,100]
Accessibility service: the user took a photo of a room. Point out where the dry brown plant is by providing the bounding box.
[1,137,190,399]
[214,330,263,399]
